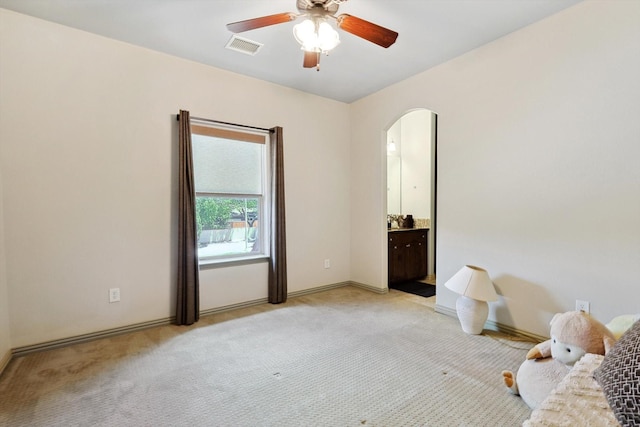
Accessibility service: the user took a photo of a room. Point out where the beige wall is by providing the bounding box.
[0,9,351,348]
[0,162,10,366]
[350,0,640,337]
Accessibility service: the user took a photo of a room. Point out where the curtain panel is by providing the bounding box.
[269,126,287,304]
[176,110,200,325]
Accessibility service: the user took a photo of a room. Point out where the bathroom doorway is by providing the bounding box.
[386,109,437,284]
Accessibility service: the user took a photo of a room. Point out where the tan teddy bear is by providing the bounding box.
[502,311,616,409]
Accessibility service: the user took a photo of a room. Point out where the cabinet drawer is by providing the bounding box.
[388,230,426,246]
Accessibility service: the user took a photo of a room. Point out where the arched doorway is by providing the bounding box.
[385,109,437,286]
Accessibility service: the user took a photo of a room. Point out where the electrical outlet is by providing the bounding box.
[324,259,330,269]
[575,299,590,313]
[109,288,121,303]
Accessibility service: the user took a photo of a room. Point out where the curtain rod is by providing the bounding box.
[177,114,273,133]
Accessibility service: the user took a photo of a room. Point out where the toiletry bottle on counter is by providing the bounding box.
[405,214,414,228]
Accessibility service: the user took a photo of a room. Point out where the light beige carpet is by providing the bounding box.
[0,286,535,426]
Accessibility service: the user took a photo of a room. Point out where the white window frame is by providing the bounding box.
[191,120,271,266]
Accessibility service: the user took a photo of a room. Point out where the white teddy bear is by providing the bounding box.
[502,311,616,409]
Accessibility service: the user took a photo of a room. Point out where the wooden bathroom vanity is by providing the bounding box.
[388,228,428,284]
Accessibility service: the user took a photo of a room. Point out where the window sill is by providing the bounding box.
[199,255,269,270]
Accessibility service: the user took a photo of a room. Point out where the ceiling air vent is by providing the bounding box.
[225,35,263,56]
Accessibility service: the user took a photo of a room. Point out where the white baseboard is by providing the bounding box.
[12,283,542,359]
[348,281,388,294]
[0,348,11,375]
[10,281,362,357]
[434,303,456,318]
[485,319,546,343]
[288,281,352,298]
[12,316,175,357]
[199,297,268,317]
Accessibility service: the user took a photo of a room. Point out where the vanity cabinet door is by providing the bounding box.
[405,231,427,279]
[388,234,405,283]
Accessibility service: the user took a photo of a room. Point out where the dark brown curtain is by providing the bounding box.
[268,126,287,303]
[176,110,199,324]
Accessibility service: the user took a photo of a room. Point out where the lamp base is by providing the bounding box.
[455,295,489,335]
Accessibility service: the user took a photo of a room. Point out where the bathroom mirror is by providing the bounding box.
[387,150,402,215]
[386,110,433,220]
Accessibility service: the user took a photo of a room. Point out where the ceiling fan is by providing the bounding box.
[226,0,398,70]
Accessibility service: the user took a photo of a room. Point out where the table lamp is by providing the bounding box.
[444,265,498,334]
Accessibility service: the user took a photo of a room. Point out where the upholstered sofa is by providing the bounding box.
[525,320,640,426]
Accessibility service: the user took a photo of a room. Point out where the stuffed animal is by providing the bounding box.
[607,314,640,339]
[502,311,616,409]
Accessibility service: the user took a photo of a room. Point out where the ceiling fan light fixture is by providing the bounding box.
[293,18,340,53]
[227,1,397,71]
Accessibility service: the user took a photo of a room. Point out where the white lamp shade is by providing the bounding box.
[316,21,340,51]
[293,19,340,53]
[444,265,498,302]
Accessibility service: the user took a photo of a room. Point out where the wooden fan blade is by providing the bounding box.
[226,13,297,33]
[336,14,398,48]
[303,51,320,69]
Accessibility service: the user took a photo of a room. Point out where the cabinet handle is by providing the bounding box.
[406,244,411,248]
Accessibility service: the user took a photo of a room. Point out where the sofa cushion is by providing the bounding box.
[594,319,640,426]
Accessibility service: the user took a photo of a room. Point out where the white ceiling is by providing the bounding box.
[0,0,583,103]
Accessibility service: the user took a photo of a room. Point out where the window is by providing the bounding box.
[191,121,270,264]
